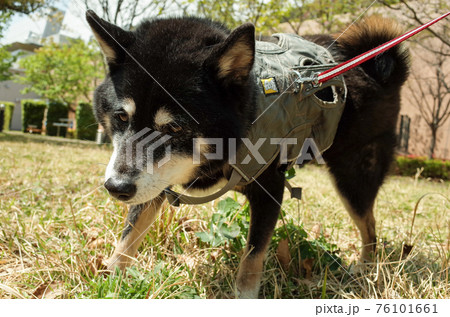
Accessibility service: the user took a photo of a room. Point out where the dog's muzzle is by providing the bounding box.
[104,178,137,201]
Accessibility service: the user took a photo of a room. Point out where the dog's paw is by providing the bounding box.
[105,255,132,274]
[235,287,259,299]
[349,259,375,275]
[235,275,260,299]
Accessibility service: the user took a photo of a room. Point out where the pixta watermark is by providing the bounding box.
[125,128,325,174]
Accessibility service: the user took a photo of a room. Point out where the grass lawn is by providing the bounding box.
[0,131,448,299]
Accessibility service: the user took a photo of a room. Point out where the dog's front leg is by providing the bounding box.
[107,194,166,272]
[236,166,285,298]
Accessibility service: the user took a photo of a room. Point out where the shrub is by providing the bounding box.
[46,101,68,137]
[21,99,46,132]
[0,101,15,131]
[394,156,449,180]
[76,102,97,141]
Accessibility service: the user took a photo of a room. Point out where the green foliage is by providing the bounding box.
[272,220,342,272]
[193,0,281,31]
[196,197,249,250]
[0,100,15,131]
[21,99,46,132]
[46,101,68,137]
[76,102,97,141]
[285,167,296,180]
[0,11,12,36]
[0,45,15,81]
[196,197,342,274]
[0,0,50,14]
[191,0,373,33]
[16,39,104,110]
[394,156,449,180]
[321,267,328,299]
[84,265,202,299]
[0,12,16,81]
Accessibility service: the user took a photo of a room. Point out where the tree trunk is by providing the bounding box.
[429,129,437,159]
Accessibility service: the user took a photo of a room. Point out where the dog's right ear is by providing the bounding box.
[205,23,255,85]
[86,10,135,65]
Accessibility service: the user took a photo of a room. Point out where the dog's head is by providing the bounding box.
[86,11,255,204]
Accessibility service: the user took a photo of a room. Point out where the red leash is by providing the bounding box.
[317,11,450,84]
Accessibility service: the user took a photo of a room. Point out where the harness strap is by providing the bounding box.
[284,180,302,200]
[164,169,243,206]
[164,168,302,206]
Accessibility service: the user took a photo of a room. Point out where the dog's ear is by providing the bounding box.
[206,23,255,84]
[86,10,135,65]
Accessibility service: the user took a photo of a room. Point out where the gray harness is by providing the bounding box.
[165,33,347,206]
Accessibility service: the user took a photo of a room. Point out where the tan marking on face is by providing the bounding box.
[218,41,253,79]
[92,30,116,63]
[154,108,174,127]
[122,98,136,117]
[192,137,216,165]
[157,156,197,185]
[129,155,198,205]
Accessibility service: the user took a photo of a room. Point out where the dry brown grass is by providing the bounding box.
[0,131,448,298]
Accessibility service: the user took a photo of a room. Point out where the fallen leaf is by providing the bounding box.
[402,244,414,259]
[210,250,220,261]
[33,283,50,298]
[276,238,291,271]
[82,227,101,240]
[301,258,314,280]
[311,224,321,239]
[88,255,106,276]
[348,252,360,264]
[175,254,198,269]
[32,281,64,299]
[87,238,105,249]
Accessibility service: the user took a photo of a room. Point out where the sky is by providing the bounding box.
[1,0,187,45]
[1,0,94,44]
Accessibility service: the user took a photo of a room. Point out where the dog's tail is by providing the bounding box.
[335,15,411,89]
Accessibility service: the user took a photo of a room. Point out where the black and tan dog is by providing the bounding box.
[86,11,410,298]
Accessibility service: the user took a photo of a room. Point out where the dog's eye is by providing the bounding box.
[163,124,182,135]
[170,125,182,133]
[117,112,129,123]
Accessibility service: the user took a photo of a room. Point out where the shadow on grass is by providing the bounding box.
[0,131,110,149]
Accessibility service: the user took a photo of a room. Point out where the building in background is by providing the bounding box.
[0,9,72,131]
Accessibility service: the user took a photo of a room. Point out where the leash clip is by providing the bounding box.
[292,69,320,88]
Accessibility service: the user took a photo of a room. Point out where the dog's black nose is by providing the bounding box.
[104,178,137,201]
